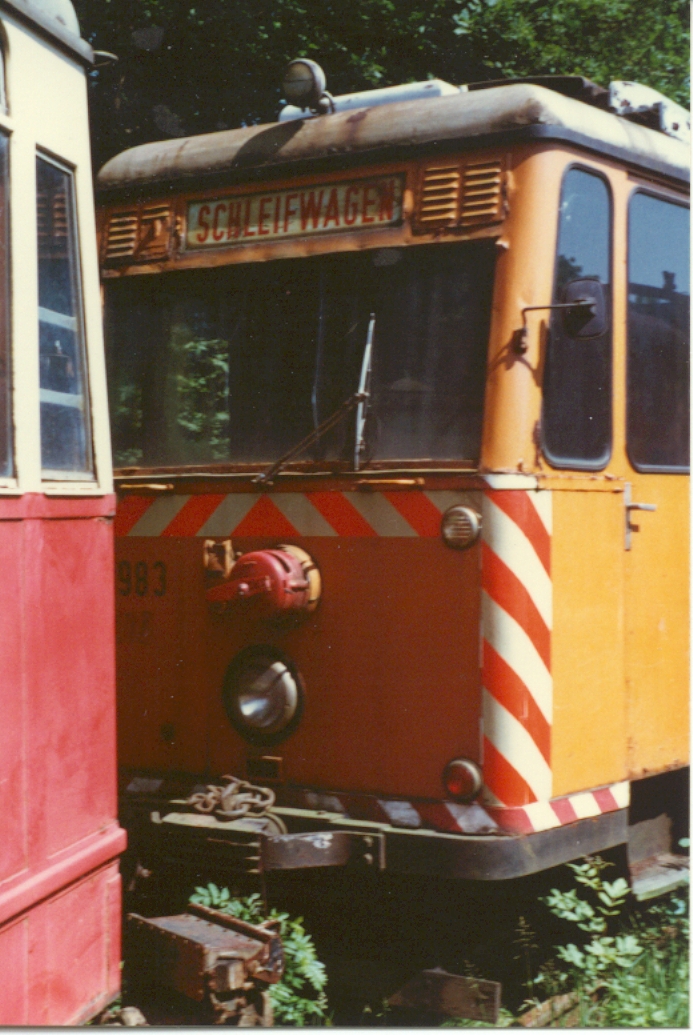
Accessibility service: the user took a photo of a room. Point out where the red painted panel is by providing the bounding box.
[0,520,27,883]
[45,872,107,1024]
[0,504,123,1025]
[25,516,117,858]
[117,533,481,800]
[0,918,29,1024]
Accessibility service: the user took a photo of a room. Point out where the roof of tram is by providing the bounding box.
[97,79,690,199]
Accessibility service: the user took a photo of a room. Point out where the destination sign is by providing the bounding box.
[186,175,404,249]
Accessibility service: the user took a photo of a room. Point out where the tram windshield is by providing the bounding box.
[105,241,495,470]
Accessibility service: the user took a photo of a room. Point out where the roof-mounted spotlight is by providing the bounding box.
[282,59,334,115]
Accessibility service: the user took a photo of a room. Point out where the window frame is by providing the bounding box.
[541,162,614,472]
[36,149,96,483]
[0,128,12,484]
[625,186,690,475]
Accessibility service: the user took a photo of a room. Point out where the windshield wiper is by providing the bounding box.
[254,313,375,486]
[354,313,375,471]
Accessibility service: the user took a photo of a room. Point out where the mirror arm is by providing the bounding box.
[514,299,595,354]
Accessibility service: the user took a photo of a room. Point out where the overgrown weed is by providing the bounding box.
[190,884,329,1025]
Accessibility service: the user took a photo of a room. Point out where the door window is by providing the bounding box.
[542,167,612,468]
[627,193,689,471]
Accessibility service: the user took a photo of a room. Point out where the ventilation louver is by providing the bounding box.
[461,161,504,226]
[417,165,461,228]
[103,203,172,264]
[103,211,138,262]
[415,158,505,232]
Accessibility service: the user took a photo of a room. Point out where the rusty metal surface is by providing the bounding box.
[152,810,383,872]
[187,775,276,822]
[262,830,385,871]
[388,967,501,1023]
[127,905,284,1006]
[97,84,689,197]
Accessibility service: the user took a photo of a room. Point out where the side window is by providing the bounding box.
[37,156,94,479]
[0,36,7,115]
[0,133,9,477]
[627,193,689,471]
[542,168,612,468]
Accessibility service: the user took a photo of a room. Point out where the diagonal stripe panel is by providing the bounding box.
[115,495,155,537]
[307,491,378,536]
[524,801,562,831]
[127,495,190,536]
[346,492,418,536]
[569,792,602,820]
[489,490,551,575]
[482,497,552,627]
[483,693,552,800]
[482,592,552,723]
[425,489,483,514]
[482,737,538,813]
[551,797,579,824]
[527,490,552,535]
[383,491,444,537]
[271,493,338,536]
[231,495,299,537]
[160,494,227,536]
[482,641,551,763]
[482,543,551,668]
[196,493,261,536]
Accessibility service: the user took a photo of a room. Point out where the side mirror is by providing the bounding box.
[562,277,607,338]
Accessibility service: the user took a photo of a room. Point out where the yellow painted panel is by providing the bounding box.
[551,489,627,796]
[625,475,689,774]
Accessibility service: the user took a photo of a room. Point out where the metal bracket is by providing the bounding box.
[624,482,657,550]
[514,300,595,353]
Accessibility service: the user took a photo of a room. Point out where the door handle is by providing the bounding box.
[624,482,657,550]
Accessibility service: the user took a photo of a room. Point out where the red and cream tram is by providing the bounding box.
[97,64,689,898]
[0,1,124,1024]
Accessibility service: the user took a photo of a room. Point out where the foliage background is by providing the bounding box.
[72,0,689,171]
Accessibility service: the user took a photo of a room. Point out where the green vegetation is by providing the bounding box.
[447,857,689,1028]
[189,885,329,1025]
[534,857,689,1027]
[455,0,690,107]
[73,0,689,170]
[190,863,687,1028]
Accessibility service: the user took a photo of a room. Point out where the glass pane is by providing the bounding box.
[542,168,612,468]
[627,194,690,470]
[0,134,10,477]
[106,242,494,469]
[37,157,94,477]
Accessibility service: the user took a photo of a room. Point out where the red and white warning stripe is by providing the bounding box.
[481,488,553,813]
[124,774,628,837]
[484,781,630,835]
[115,489,482,539]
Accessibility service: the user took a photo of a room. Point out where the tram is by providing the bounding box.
[0,0,124,1024]
[97,63,689,895]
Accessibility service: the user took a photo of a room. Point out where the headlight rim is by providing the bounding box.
[222,644,304,746]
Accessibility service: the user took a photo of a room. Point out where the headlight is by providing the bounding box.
[223,645,303,745]
[441,505,481,550]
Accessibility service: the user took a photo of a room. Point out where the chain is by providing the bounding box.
[187,775,276,821]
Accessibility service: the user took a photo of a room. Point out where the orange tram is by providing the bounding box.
[97,63,689,897]
[0,0,124,1025]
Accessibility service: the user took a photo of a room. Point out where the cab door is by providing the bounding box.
[622,189,690,777]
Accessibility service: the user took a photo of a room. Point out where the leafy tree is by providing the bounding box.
[73,0,689,172]
[455,0,690,107]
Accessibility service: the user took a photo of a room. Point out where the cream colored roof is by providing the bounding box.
[97,82,689,195]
